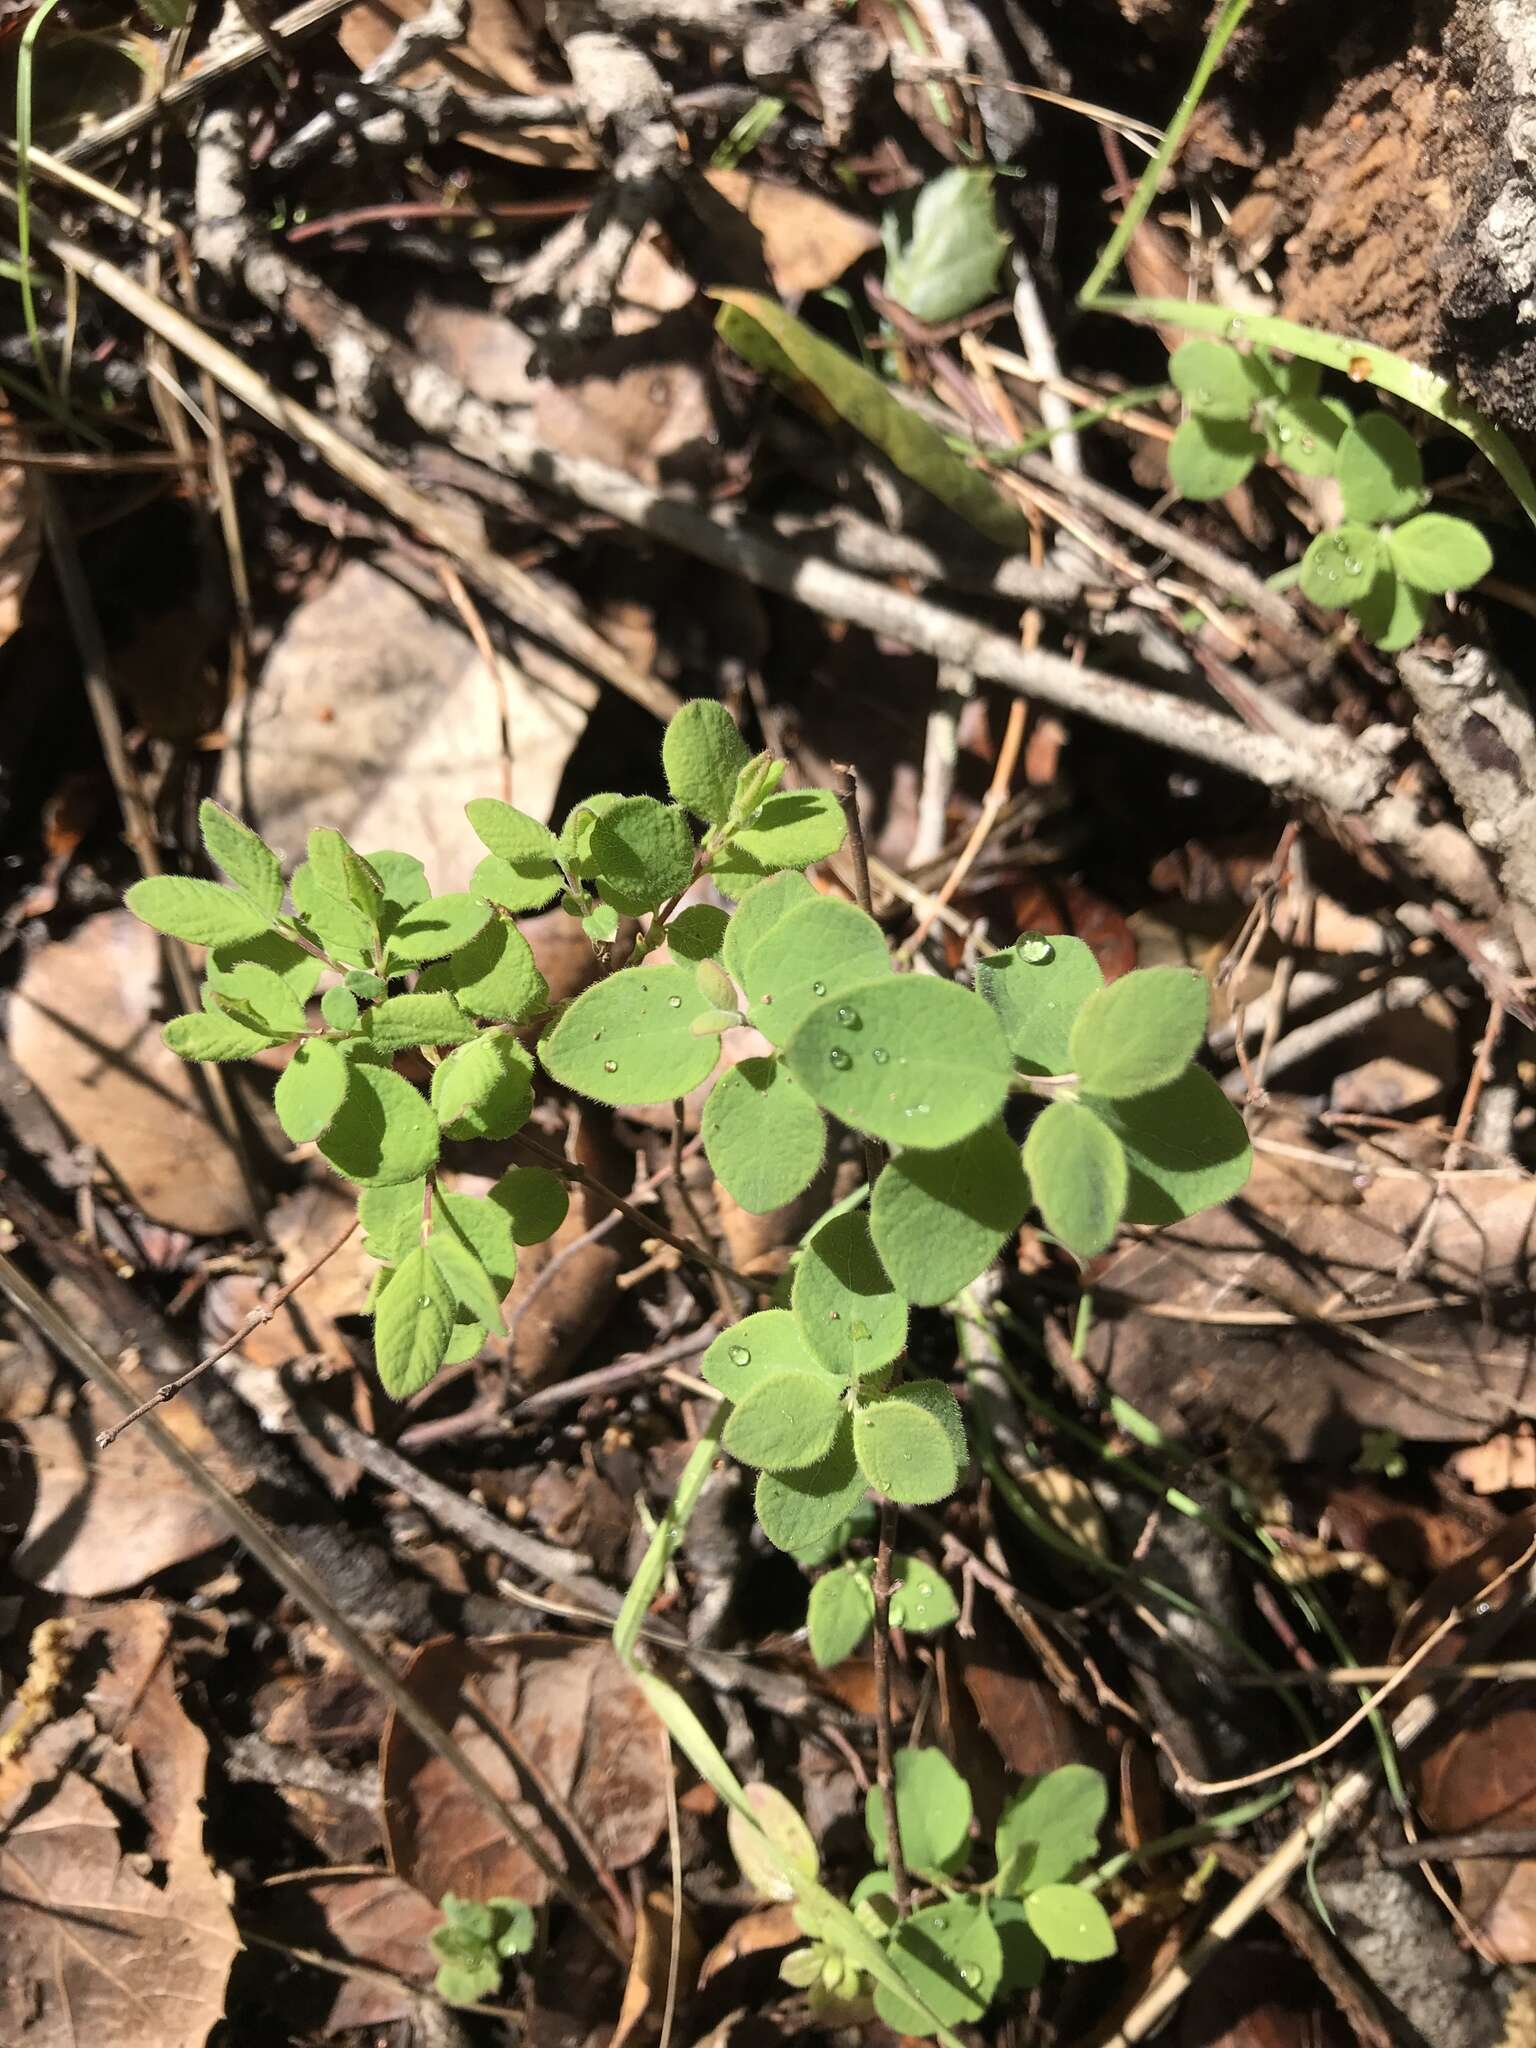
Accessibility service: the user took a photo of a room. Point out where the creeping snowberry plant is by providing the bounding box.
[1168,341,1494,650]
[128,699,1251,1552]
[729,1757,1115,2031]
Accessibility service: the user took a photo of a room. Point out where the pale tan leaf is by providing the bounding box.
[10,910,251,1232]
[705,171,880,295]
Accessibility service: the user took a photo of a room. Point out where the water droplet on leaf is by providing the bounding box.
[1020,934,1054,964]
[417,1295,431,1309]
[828,1046,852,1070]
[603,1058,618,1073]
[667,994,682,1009]
[835,1004,858,1026]
[811,980,827,997]
[728,1344,751,1367]
[872,1047,890,1065]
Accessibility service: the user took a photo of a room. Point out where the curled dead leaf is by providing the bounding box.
[381,1635,669,1906]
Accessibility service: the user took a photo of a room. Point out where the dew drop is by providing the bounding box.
[835,1004,859,1027]
[1226,316,1247,340]
[728,1344,751,1367]
[930,1915,948,1934]
[417,1294,431,1309]
[872,1046,890,1065]
[828,1309,841,1322]
[829,1046,852,1070]
[603,1058,618,1073]
[959,1965,978,1987]
[592,1030,603,1041]
[667,994,682,1009]
[811,979,827,997]
[1275,425,1292,444]
[1344,557,1362,578]
[1020,934,1054,964]
[916,1103,931,1116]
[761,993,774,1006]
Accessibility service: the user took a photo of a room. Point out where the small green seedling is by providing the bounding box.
[1167,339,1350,498]
[882,168,1009,326]
[1167,340,1494,650]
[430,1893,534,2005]
[129,703,1250,1556]
[734,1753,1116,2035]
[806,1552,959,1667]
[1296,410,1494,649]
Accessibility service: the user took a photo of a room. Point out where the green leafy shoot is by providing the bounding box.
[882,169,1008,326]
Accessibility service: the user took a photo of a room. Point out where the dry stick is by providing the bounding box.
[1380,1827,1536,1867]
[14,196,1401,826]
[1,187,679,726]
[97,1219,360,1448]
[58,0,358,164]
[0,1246,628,1964]
[1396,993,1506,1283]
[832,763,909,1914]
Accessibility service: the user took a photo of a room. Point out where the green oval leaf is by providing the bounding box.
[701,1308,820,1404]
[884,167,1008,325]
[807,1564,875,1668]
[431,1034,534,1140]
[464,800,564,910]
[273,1038,349,1143]
[1068,965,1208,1099]
[665,903,730,964]
[723,1369,846,1471]
[487,1166,568,1245]
[720,869,814,986]
[852,1392,957,1505]
[792,1211,906,1378]
[1299,524,1386,608]
[198,800,282,918]
[888,1554,958,1634]
[975,934,1103,1077]
[1167,415,1262,500]
[1266,395,1347,476]
[590,796,696,915]
[375,1246,455,1399]
[365,992,477,1051]
[321,984,361,1031]
[1024,1099,1127,1258]
[318,1064,440,1186]
[727,1782,820,1902]
[739,896,890,1050]
[987,1898,1047,1995]
[163,1008,274,1062]
[1023,1882,1116,1964]
[1169,339,1256,421]
[1352,564,1432,652]
[210,960,307,1037]
[209,932,322,1005]
[1335,411,1425,523]
[539,965,720,1105]
[866,1747,972,1872]
[416,918,547,1023]
[870,1121,1028,1305]
[126,875,271,947]
[1080,1067,1251,1225]
[359,1179,427,1264]
[785,976,1011,1150]
[714,289,1031,548]
[428,1218,509,1334]
[1387,510,1494,594]
[755,1419,865,1554]
[875,1897,1002,2036]
[663,699,752,825]
[384,893,492,971]
[730,787,847,872]
[703,1056,826,1213]
[996,1765,1108,1894]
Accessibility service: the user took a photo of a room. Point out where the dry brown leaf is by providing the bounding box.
[0,1603,238,2048]
[0,456,40,647]
[1088,1147,1536,1457]
[1451,1428,1536,1497]
[339,0,592,165]
[284,1873,441,2033]
[698,1904,802,1987]
[10,910,251,1232]
[1417,1688,1536,1962]
[11,1381,239,1596]
[703,171,880,294]
[1174,1938,1354,2046]
[203,1183,372,1370]
[613,1887,701,2048]
[230,558,593,890]
[381,1634,669,1905]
